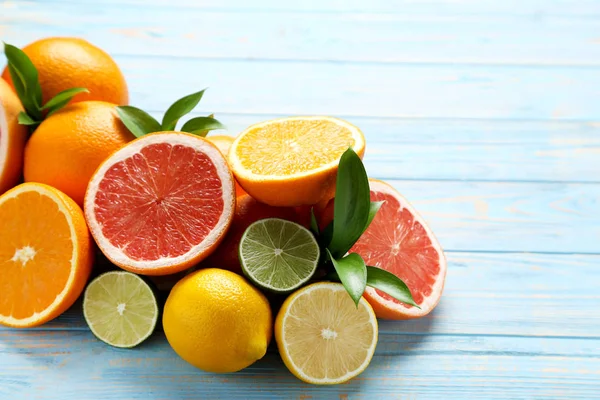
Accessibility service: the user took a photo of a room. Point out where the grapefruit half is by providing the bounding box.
[354,179,446,319]
[84,132,235,276]
[0,78,28,195]
[320,179,446,319]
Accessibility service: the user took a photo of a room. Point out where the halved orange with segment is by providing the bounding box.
[0,183,93,328]
[228,117,365,207]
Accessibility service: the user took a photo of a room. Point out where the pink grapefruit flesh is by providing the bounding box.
[84,132,235,276]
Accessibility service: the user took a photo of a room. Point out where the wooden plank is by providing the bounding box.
[1,330,598,399]
[2,48,595,121]
[3,252,598,337]
[2,3,600,66]
[116,58,600,120]
[16,0,600,17]
[192,115,599,183]
[386,181,599,254]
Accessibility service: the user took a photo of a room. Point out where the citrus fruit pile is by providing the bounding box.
[0,37,447,385]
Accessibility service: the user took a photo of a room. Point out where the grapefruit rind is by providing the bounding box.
[84,132,235,275]
[0,183,91,327]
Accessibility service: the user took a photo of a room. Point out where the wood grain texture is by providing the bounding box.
[2,252,599,337]
[1,0,600,398]
[3,2,600,66]
[1,330,599,399]
[1,16,600,121]
[18,0,600,17]
[194,115,600,183]
[119,58,600,120]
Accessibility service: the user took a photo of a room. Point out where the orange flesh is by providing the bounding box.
[235,120,355,175]
[0,191,73,319]
[351,189,440,307]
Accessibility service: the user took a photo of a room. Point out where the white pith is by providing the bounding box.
[11,246,37,266]
[229,116,366,181]
[0,184,80,326]
[84,132,235,271]
[280,282,378,384]
[364,179,447,317]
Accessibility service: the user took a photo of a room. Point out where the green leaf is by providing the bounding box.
[327,148,371,258]
[46,98,71,117]
[7,63,42,121]
[180,116,225,137]
[4,43,43,118]
[41,87,89,111]
[6,64,27,103]
[116,106,162,138]
[363,201,383,234]
[17,111,39,126]
[309,207,320,236]
[161,89,206,130]
[327,250,367,307]
[320,221,333,248]
[366,266,420,308]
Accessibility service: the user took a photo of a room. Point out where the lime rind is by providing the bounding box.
[83,271,159,348]
[239,218,320,293]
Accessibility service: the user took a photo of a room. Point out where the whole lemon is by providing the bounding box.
[163,268,272,373]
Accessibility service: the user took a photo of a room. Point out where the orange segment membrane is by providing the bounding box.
[0,191,73,319]
[351,190,440,307]
[236,120,355,175]
[93,143,225,261]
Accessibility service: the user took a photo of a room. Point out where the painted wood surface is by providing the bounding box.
[1,0,599,398]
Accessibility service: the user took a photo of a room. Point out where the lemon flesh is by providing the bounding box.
[275,282,378,384]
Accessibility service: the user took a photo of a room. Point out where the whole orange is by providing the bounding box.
[1,37,128,106]
[24,101,135,205]
[205,134,246,197]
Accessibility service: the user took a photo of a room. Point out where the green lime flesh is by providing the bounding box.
[83,271,159,348]
[239,218,320,293]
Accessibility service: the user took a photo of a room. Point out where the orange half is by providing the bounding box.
[0,183,93,327]
[229,117,365,207]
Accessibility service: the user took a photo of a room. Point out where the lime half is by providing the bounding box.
[83,271,159,348]
[240,218,320,293]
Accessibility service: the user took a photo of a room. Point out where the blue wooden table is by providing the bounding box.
[2,0,600,398]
